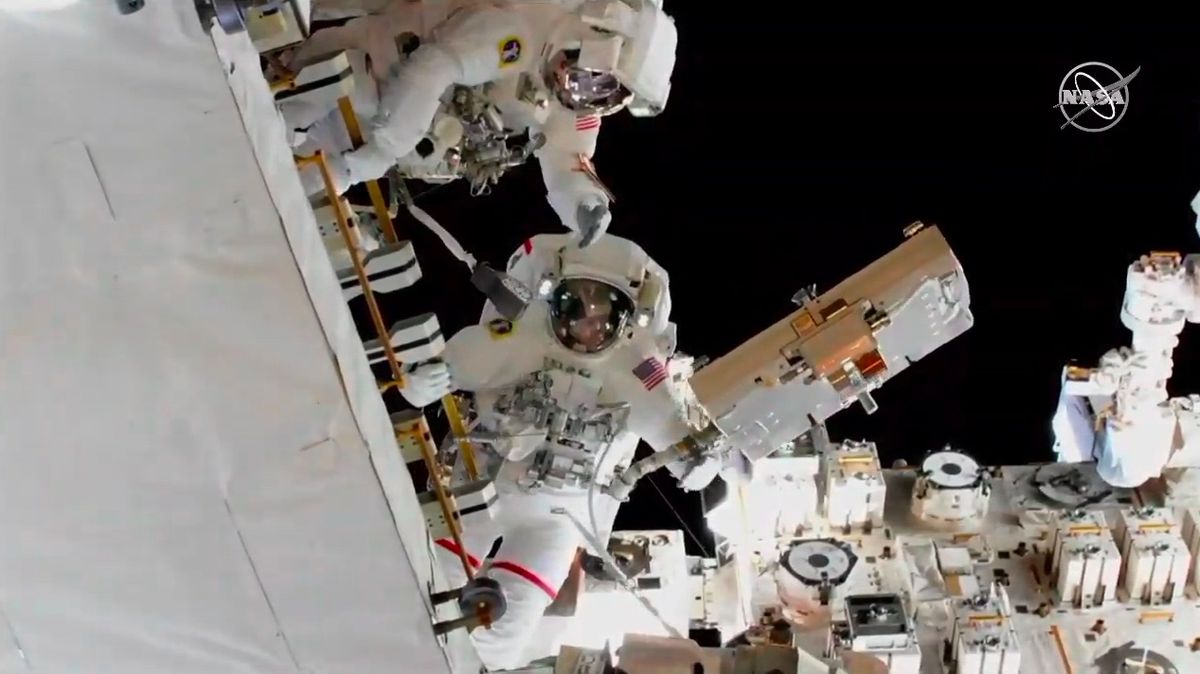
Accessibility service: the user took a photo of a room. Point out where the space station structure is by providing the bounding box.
[34,3,1200,674]
[823,438,888,534]
[911,446,992,531]
[1046,508,1122,609]
[1052,251,1200,498]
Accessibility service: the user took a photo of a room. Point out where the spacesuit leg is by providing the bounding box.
[293,60,382,195]
[471,517,583,671]
[291,8,426,79]
[328,6,532,194]
[282,45,376,145]
[287,17,374,74]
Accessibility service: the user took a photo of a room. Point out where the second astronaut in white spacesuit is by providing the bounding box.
[400,233,723,669]
[292,0,677,246]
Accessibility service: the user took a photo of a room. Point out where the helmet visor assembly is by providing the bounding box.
[544,49,633,116]
[547,277,634,354]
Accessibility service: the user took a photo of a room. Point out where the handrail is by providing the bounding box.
[295,150,475,580]
[333,96,482,482]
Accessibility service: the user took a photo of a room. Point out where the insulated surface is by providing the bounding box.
[0,3,473,673]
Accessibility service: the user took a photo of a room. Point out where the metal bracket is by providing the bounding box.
[791,283,818,307]
[471,263,532,321]
[194,0,288,33]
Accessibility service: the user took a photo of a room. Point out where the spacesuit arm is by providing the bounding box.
[396,319,533,408]
[437,321,530,393]
[537,106,612,246]
[618,351,723,492]
[333,6,534,191]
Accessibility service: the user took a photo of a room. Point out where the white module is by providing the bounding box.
[1115,507,1191,605]
[704,446,821,558]
[935,543,981,599]
[823,439,887,533]
[911,448,991,530]
[1048,509,1121,608]
[839,593,921,674]
[754,452,821,538]
[950,584,1021,674]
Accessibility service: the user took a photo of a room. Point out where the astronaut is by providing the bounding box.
[289,0,677,246]
[400,233,724,670]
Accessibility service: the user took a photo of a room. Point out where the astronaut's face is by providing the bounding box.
[548,278,633,354]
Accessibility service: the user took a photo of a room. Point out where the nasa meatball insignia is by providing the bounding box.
[487,318,515,339]
[498,36,522,67]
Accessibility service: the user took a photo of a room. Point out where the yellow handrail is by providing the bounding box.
[296,151,474,579]
[334,96,482,481]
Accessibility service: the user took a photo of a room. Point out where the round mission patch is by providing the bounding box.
[487,318,514,339]
[498,36,522,67]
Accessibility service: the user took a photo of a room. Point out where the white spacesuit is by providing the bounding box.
[290,0,677,246]
[1193,189,1200,238]
[402,233,722,669]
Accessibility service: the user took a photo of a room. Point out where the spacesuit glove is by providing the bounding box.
[312,142,398,196]
[399,360,453,408]
[666,451,727,492]
[670,441,753,491]
[575,194,611,248]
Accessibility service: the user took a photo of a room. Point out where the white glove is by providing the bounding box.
[575,194,611,248]
[300,144,397,197]
[400,361,453,408]
[672,441,754,492]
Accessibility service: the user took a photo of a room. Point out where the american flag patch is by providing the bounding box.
[575,115,600,132]
[633,357,668,390]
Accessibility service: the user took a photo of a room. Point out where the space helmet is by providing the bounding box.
[542,0,677,117]
[508,234,671,357]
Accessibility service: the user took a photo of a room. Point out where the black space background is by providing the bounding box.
[360,20,1200,554]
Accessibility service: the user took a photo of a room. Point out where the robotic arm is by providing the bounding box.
[537,106,613,247]
[691,223,972,460]
[609,224,974,497]
[1052,252,1200,488]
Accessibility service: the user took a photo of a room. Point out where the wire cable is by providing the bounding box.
[646,473,712,557]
